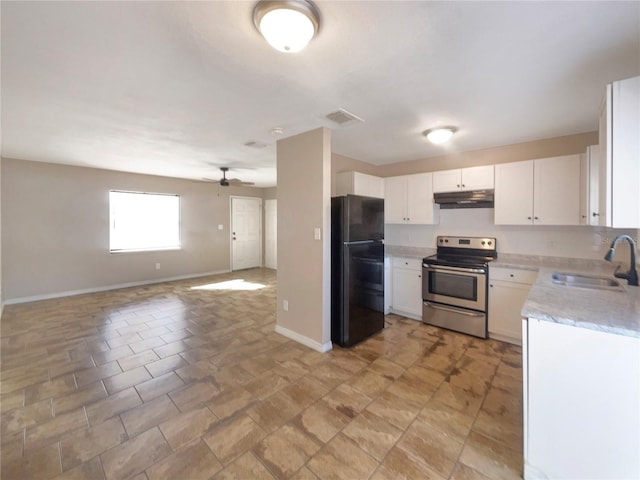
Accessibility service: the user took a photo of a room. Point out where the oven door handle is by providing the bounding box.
[423,301,485,317]
[423,264,486,274]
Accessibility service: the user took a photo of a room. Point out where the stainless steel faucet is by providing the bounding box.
[604,234,638,286]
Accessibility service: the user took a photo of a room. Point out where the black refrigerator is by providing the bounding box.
[331,194,385,347]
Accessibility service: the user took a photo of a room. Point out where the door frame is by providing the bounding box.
[229,195,263,271]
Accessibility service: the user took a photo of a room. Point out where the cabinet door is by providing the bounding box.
[598,86,612,227]
[579,153,589,225]
[432,169,461,193]
[495,160,534,225]
[353,172,384,199]
[391,266,423,318]
[406,173,438,224]
[534,155,580,225]
[366,175,385,199]
[580,147,601,225]
[461,165,494,191]
[384,176,407,223]
[598,76,640,228]
[611,76,640,228]
[488,280,530,345]
[587,146,600,225]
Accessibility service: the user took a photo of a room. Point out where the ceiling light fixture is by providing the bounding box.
[253,0,320,53]
[423,126,457,144]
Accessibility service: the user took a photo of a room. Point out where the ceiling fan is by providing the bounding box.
[205,167,254,187]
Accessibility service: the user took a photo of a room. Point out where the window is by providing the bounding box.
[109,191,180,252]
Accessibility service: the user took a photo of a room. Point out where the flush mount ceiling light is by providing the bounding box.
[253,0,320,53]
[422,126,458,144]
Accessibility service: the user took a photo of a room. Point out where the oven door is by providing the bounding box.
[422,264,486,311]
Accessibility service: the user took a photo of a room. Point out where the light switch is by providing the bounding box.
[314,228,321,240]
[218,224,224,230]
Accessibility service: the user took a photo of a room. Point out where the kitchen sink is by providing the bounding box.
[551,272,624,291]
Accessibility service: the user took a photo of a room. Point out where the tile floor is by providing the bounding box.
[0,268,523,479]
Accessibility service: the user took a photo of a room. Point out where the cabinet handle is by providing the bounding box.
[527,216,532,220]
[534,216,539,220]
[457,184,460,188]
[418,275,421,278]
[510,274,514,277]
[581,215,587,219]
[490,284,493,288]
[461,184,465,188]
[592,212,600,217]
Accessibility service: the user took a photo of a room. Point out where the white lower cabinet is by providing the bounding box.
[488,266,537,345]
[523,318,640,479]
[390,256,423,320]
[384,255,391,315]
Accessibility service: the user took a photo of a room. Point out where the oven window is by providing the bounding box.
[429,271,477,301]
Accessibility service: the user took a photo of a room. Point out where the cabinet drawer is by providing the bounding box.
[490,267,538,284]
[392,256,422,270]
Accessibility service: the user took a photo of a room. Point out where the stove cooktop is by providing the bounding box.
[423,254,494,268]
[423,235,498,268]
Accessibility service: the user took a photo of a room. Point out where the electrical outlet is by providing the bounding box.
[155,263,161,270]
[283,300,289,311]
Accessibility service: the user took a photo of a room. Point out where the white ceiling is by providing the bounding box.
[2,1,639,187]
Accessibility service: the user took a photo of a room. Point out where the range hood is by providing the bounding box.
[434,190,494,209]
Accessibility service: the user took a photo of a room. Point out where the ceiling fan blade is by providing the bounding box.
[228,178,255,186]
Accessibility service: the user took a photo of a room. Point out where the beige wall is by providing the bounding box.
[0,157,3,313]
[276,128,331,351]
[262,187,277,200]
[374,131,598,177]
[1,158,264,302]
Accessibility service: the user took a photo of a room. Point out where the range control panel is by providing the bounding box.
[436,236,496,251]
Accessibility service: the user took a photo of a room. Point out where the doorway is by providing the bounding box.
[231,196,262,271]
[264,199,277,269]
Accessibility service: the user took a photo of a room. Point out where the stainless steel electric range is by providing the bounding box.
[422,236,497,338]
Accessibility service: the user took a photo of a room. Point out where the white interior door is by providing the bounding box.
[231,197,262,271]
[265,199,277,269]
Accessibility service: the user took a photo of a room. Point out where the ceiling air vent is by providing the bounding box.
[243,140,268,149]
[325,108,364,126]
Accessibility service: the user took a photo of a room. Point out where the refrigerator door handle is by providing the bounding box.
[344,240,376,245]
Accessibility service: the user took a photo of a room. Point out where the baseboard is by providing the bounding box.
[489,330,522,346]
[524,462,548,479]
[3,269,231,305]
[274,324,332,353]
[389,308,422,322]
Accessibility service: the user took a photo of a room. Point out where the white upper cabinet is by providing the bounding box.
[384,173,439,224]
[598,76,640,228]
[335,171,384,198]
[494,160,535,225]
[495,155,581,225]
[580,145,600,226]
[432,165,494,193]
